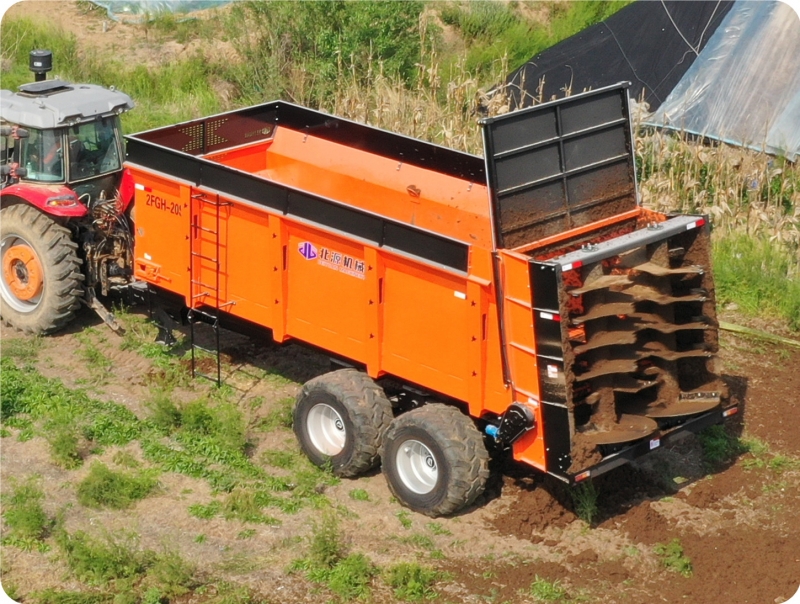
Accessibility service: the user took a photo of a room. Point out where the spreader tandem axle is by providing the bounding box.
[2,55,737,515]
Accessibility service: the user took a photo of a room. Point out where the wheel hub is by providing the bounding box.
[307,403,347,456]
[396,440,438,495]
[2,243,43,302]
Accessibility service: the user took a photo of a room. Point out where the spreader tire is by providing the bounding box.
[293,369,393,477]
[0,204,83,334]
[382,404,490,517]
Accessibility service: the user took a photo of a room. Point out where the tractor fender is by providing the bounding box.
[0,183,87,218]
[118,168,135,213]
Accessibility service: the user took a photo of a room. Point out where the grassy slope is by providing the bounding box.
[2,2,796,330]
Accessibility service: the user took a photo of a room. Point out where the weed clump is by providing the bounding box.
[310,553,376,600]
[289,513,377,600]
[698,425,743,466]
[76,462,158,509]
[654,538,693,577]
[55,528,198,596]
[529,575,569,601]
[571,480,599,525]
[348,488,370,502]
[1,477,53,551]
[56,529,150,585]
[384,562,442,601]
[44,412,85,469]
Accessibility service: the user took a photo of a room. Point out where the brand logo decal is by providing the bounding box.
[299,241,365,279]
[298,242,318,260]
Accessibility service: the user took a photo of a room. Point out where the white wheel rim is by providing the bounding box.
[1,234,43,313]
[307,403,346,456]
[395,439,438,495]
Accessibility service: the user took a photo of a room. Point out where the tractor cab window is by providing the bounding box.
[20,128,64,182]
[68,118,122,181]
[0,125,12,167]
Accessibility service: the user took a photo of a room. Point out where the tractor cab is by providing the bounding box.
[1,79,133,204]
[1,50,133,207]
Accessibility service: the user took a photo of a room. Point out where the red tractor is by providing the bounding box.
[0,50,136,333]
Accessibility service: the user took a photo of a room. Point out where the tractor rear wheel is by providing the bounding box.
[382,404,490,517]
[293,369,393,477]
[0,204,83,334]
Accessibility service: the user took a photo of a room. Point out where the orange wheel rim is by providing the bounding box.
[2,244,44,301]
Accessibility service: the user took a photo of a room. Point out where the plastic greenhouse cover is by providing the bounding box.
[91,1,231,21]
[645,1,800,161]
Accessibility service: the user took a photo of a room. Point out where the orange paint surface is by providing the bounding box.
[130,122,645,474]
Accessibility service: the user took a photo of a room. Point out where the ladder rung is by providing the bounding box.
[191,280,218,289]
[191,196,232,207]
[192,343,218,354]
[192,225,219,235]
[194,372,220,384]
[218,301,236,308]
[191,292,210,299]
[188,310,219,327]
[191,252,218,262]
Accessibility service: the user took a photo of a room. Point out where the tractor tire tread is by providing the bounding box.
[1,205,83,334]
[383,404,490,517]
[298,369,393,477]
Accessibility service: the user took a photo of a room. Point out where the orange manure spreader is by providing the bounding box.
[3,65,738,516]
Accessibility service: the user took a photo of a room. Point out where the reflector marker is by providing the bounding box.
[540,311,561,322]
[135,183,152,192]
[562,260,583,272]
[723,407,739,418]
[686,217,706,230]
[575,470,591,482]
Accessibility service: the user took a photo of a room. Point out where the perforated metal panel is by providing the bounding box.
[482,83,637,250]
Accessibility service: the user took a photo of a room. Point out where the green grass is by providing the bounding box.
[570,481,599,525]
[254,397,295,431]
[396,510,413,529]
[289,513,377,600]
[653,539,693,577]
[0,357,333,514]
[76,462,159,509]
[348,488,370,502]
[1,337,43,363]
[33,589,109,604]
[529,576,569,601]
[698,425,744,466]
[188,500,222,520]
[44,411,85,469]
[713,234,800,331]
[1,477,53,551]
[55,528,198,597]
[738,437,800,473]
[261,449,300,470]
[307,553,376,601]
[56,529,150,586]
[426,522,451,536]
[398,533,436,550]
[440,1,630,83]
[75,332,113,383]
[384,562,442,602]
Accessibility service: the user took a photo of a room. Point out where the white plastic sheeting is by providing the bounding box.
[91,1,230,21]
[646,1,800,161]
